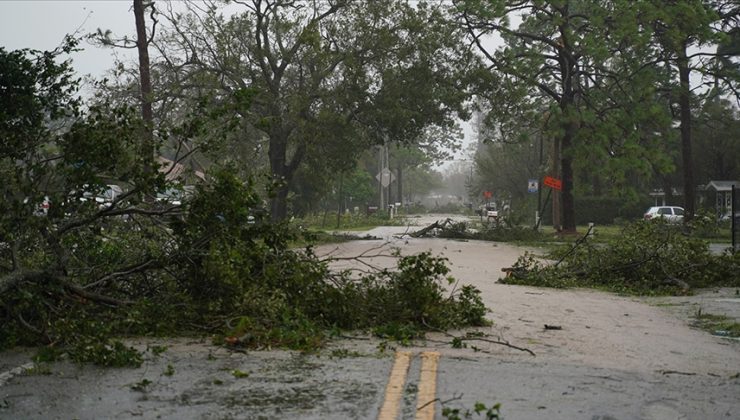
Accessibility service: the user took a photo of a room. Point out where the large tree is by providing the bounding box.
[456,1,708,231]
[456,1,612,231]
[145,0,474,221]
[640,0,738,221]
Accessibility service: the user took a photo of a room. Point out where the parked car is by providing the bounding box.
[69,184,124,210]
[156,186,194,206]
[24,196,50,216]
[643,206,684,223]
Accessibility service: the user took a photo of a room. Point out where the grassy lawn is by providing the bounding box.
[294,213,409,232]
[535,224,733,244]
[693,311,740,338]
[293,213,734,248]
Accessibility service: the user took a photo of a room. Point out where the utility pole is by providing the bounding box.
[378,145,385,209]
[385,144,391,210]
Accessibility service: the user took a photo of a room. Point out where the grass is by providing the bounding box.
[693,311,740,338]
[293,212,408,231]
[295,214,733,249]
[537,224,732,244]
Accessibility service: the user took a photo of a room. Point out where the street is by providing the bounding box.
[1,216,739,419]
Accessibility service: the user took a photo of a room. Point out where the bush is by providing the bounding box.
[0,45,489,360]
[501,219,739,295]
[2,171,489,359]
[574,196,653,225]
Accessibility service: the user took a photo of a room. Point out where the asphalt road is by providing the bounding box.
[1,215,738,419]
[1,335,737,419]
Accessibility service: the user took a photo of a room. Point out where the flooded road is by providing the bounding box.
[2,214,739,419]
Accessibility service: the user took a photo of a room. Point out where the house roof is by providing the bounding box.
[157,156,206,182]
[705,180,739,192]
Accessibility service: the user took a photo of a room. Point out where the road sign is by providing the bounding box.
[528,179,539,193]
[483,191,492,199]
[376,168,395,188]
[543,176,562,191]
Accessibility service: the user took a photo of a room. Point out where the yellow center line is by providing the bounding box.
[415,351,440,420]
[378,351,412,420]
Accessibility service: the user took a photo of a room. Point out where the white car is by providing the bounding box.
[24,196,50,216]
[643,206,684,223]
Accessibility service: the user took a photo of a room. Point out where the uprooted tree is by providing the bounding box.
[0,44,488,363]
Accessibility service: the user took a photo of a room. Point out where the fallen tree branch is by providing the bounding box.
[422,320,536,356]
[458,335,536,356]
[82,258,160,290]
[554,224,594,267]
[417,393,464,411]
[1,269,133,306]
[410,218,454,238]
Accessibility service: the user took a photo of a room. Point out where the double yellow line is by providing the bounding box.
[378,351,440,420]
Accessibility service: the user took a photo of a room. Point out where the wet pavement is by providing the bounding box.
[0,338,389,420]
[2,336,738,419]
[2,215,739,419]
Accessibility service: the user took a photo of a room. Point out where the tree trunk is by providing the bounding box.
[271,184,289,222]
[662,175,673,206]
[336,173,343,229]
[134,0,154,173]
[397,165,403,207]
[556,10,577,234]
[561,118,577,233]
[677,44,695,222]
[269,135,289,222]
[551,136,561,230]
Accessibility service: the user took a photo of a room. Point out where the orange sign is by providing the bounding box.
[483,191,492,199]
[543,176,562,191]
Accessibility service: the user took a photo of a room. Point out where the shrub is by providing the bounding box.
[574,196,653,225]
[1,170,489,359]
[501,219,738,295]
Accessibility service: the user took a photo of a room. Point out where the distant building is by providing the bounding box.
[700,180,738,218]
[157,156,206,182]
[648,188,682,206]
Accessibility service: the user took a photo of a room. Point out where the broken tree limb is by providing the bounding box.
[410,218,454,238]
[1,269,133,306]
[422,320,536,356]
[553,224,594,267]
[457,334,536,356]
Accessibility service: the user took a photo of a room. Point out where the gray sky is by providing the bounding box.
[0,1,136,77]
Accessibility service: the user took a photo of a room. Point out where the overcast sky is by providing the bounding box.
[0,1,137,77]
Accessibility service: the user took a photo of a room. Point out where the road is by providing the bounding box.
[1,214,738,419]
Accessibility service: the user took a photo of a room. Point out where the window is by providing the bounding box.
[658,207,672,215]
[673,208,684,216]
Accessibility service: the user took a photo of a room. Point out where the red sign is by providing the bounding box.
[543,176,562,191]
[483,191,492,199]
